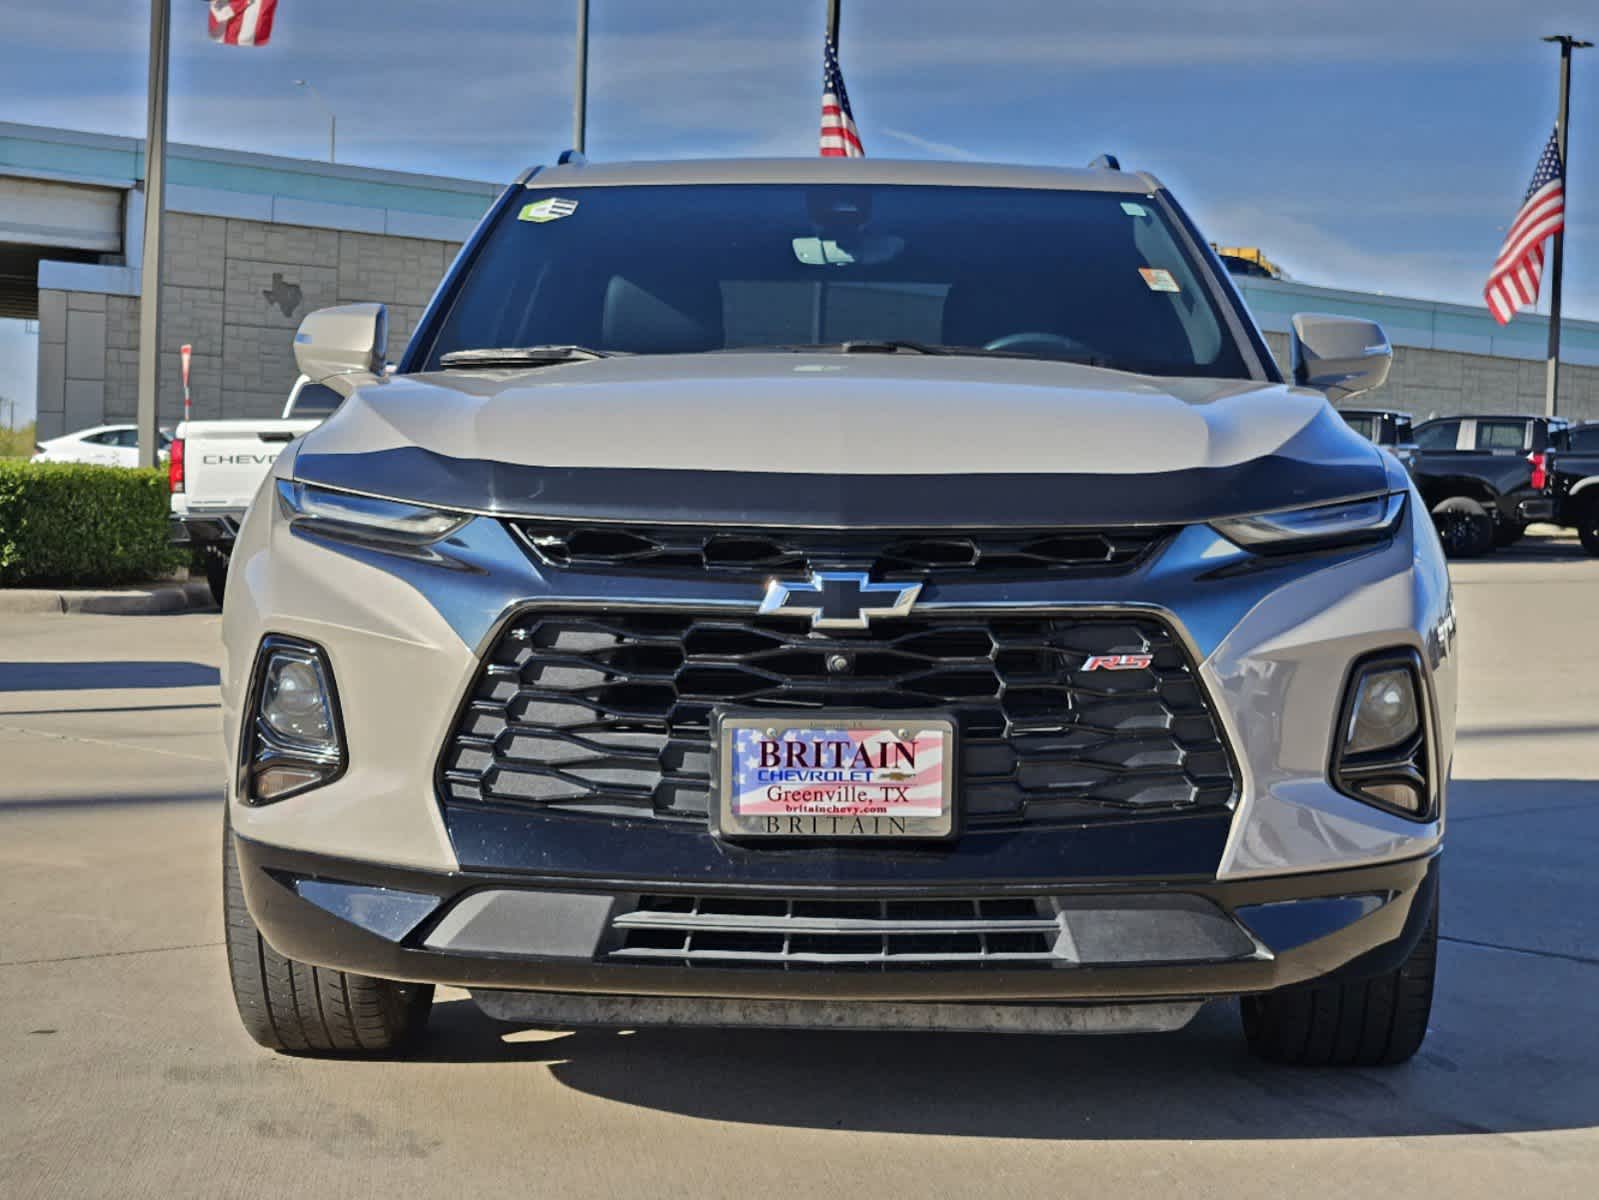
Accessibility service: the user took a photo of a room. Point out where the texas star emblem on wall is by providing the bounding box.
[261,272,304,318]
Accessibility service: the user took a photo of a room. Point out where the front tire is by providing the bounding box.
[1575,502,1599,556]
[1431,497,1495,558]
[1492,520,1525,548]
[1240,889,1437,1067]
[223,809,433,1054]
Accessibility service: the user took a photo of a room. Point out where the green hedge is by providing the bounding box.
[0,462,185,587]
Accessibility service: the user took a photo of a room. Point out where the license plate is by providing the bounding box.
[714,714,957,839]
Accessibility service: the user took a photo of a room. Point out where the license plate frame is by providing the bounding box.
[712,711,959,841]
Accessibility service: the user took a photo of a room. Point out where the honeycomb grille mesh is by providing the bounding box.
[441,610,1236,825]
[513,522,1172,579]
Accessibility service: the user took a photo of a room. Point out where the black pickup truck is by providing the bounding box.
[1338,407,1417,473]
[1545,421,1599,554]
[1409,414,1564,557]
[1339,407,1416,451]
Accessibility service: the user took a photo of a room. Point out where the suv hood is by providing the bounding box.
[292,353,1388,527]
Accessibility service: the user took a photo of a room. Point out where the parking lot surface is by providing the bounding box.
[2,542,1597,1199]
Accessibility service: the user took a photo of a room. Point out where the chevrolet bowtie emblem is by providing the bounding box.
[758,572,922,630]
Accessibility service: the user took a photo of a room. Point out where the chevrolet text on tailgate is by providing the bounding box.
[220,157,1455,1066]
[171,375,341,604]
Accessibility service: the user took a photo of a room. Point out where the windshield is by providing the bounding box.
[422,183,1254,380]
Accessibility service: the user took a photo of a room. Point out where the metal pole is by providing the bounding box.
[294,81,337,164]
[573,0,589,153]
[1541,35,1592,417]
[828,0,841,45]
[136,0,169,469]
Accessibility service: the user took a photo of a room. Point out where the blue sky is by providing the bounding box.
[3,0,1598,423]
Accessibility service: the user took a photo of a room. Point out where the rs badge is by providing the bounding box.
[1083,654,1153,671]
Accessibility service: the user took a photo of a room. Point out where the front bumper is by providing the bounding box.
[237,831,1437,1003]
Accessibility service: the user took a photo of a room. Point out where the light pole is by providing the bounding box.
[1540,34,1592,417]
[573,0,589,154]
[294,79,337,164]
[136,0,169,469]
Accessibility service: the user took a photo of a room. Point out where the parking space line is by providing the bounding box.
[0,703,221,717]
[0,941,225,969]
[1441,935,1599,970]
[0,721,218,763]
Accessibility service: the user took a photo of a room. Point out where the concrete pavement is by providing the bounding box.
[1,544,1597,1198]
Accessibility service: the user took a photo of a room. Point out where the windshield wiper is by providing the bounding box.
[438,345,613,369]
[745,341,1114,365]
[838,339,950,355]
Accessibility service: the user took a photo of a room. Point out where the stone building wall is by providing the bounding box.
[1261,331,1599,423]
[35,211,462,438]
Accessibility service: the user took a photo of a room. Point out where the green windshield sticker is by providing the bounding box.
[1121,201,1148,217]
[519,197,579,223]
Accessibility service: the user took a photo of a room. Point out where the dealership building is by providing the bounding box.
[4,121,1599,439]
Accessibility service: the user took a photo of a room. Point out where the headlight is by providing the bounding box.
[241,637,345,804]
[1212,492,1405,552]
[277,480,469,546]
[1330,650,1433,820]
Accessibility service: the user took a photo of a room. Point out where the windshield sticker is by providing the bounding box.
[1121,201,1148,217]
[1139,267,1181,293]
[519,197,579,223]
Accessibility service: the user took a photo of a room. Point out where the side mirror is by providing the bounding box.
[1290,313,1392,402]
[293,303,389,398]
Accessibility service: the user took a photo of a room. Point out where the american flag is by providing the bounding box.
[208,0,278,47]
[820,36,864,158]
[1484,128,1566,325]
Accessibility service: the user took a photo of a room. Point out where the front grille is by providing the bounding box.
[604,892,1257,971]
[441,609,1236,825]
[611,894,1062,968]
[512,522,1172,579]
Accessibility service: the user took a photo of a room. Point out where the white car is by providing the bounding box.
[32,424,171,467]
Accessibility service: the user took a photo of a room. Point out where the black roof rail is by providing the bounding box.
[557,148,588,165]
[1086,153,1121,171]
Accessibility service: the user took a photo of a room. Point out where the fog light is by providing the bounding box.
[1359,781,1425,815]
[260,654,335,747]
[1331,651,1432,821]
[254,764,330,801]
[1344,668,1419,755]
[242,637,346,804]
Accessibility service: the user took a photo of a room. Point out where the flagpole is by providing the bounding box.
[1541,34,1592,418]
[573,0,589,153]
[136,0,170,468]
[827,0,841,46]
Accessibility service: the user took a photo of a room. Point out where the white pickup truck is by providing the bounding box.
[170,376,340,603]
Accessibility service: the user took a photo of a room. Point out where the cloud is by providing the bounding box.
[878,128,979,160]
[3,0,1597,322]
[0,6,143,54]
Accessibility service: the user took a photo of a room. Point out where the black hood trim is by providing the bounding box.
[290,452,1383,528]
[292,408,1386,528]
